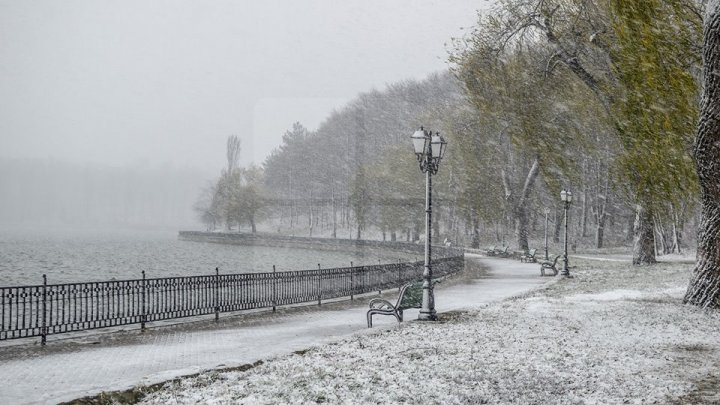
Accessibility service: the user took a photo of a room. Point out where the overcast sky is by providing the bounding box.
[0,0,492,175]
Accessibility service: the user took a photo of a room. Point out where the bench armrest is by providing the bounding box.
[368,298,395,310]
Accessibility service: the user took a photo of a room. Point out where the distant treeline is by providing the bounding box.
[197,0,703,262]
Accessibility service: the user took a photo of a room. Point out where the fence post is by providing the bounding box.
[41,274,47,346]
[141,270,146,331]
[350,261,354,301]
[214,267,220,321]
[378,260,382,295]
[317,263,321,306]
[272,265,277,313]
[360,265,365,295]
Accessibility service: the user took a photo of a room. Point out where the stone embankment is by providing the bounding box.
[178,231,461,258]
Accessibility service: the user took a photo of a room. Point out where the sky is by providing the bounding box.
[0,0,493,175]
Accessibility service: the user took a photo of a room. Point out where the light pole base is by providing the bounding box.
[417,310,437,321]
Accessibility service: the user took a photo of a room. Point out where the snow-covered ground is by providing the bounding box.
[140,257,720,404]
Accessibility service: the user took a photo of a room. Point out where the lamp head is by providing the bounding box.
[411,128,429,159]
[430,133,447,161]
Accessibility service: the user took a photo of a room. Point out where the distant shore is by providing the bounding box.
[178,231,457,258]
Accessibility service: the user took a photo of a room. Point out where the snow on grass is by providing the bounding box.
[139,259,720,404]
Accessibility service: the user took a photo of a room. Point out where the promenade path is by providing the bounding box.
[0,255,547,404]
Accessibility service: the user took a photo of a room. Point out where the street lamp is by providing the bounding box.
[411,127,447,321]
[543,208,550,261]
[560,190,573,277]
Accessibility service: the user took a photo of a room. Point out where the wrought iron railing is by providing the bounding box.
[1,251,464,344]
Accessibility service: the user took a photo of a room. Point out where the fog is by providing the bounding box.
[0,158,208,229]
[0,0,489,229]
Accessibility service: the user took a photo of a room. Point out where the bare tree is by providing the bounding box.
[226,135,241,176]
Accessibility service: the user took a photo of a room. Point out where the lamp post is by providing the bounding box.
[560,190,573,277]
[543,208,550,261]
[411,127,447,321]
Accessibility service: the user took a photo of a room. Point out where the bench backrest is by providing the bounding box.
[397,282,424,310]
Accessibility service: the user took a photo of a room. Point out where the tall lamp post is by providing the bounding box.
[560,190,573,277]
[411,127,447,321]
[543,208,550,261]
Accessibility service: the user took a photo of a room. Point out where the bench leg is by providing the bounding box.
[397,310,403,323]
[367,312,373,328]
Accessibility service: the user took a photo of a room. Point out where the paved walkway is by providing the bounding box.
[0,255,547,404]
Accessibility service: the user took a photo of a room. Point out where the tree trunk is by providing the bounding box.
[580,187,588,237]
[504,158,540,252]
[595,222,605,249]
[671,210,682,254]
[332,189,337,238]
[250,216,256,234]
[553,210,562,243]
[686,2,720,308]
[514,210,530,252]
[471,215,480,249]
[654,222,666,256]
[413,221,421,242]
[632,204,656,265]
[594,165,610,249]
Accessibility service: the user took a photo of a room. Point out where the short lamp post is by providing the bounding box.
[543,208,550,261]
[560,190,573,277]
[411,127,447,321]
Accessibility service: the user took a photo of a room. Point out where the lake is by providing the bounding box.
[0,228,414,286]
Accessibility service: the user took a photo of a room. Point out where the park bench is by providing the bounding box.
[495,246,510,257]
[487,246,511,257]
[540,255,561,276]
[485,246,497,256]
[520,248,537,263]
[366,281,425,328]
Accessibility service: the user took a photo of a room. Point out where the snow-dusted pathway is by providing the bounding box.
[0,255,546,404]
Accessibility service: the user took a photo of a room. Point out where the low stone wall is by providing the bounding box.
[178,231,462,259]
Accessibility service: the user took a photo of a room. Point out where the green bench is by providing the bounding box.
[366,282,425,328]
[520,248,538,263]
[540,255,561,276]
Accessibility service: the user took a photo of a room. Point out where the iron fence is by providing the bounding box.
[1,251,464,344]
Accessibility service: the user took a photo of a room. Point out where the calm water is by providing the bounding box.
[0,229,412,286]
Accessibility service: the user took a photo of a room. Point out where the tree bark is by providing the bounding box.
[632,204,656,265]
[503,158,540,252]
[471,215,480,249]
[671,209,682,254]
[595,222,605,249]
[685,1,720,308]
[594,161,610,249]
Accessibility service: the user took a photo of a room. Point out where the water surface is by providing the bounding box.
[0,228,412,286]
